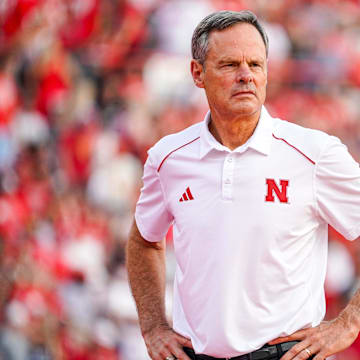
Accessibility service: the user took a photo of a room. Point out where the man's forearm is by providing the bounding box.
[126,221,168,335]
[338,287,360,336]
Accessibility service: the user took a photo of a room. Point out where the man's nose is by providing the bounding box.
[235,65,253,83]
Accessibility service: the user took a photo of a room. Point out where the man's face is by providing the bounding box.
[191,23,267,119]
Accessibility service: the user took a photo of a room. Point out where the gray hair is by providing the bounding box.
[191,10,269,65]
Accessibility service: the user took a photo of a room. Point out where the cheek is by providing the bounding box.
[217,76,235,95]
[256,76,267,95]
[206,76,232,96]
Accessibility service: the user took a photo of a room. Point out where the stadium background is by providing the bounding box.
[0,0,360,359]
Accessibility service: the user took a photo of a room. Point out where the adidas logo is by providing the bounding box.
[179,187,194,202]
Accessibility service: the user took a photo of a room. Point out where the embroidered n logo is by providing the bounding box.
[265,179,289,203]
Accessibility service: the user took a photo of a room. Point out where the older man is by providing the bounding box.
[126,10,360,360]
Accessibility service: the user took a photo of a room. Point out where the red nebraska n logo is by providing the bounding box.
[265,179,289,203]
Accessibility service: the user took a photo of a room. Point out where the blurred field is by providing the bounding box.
[0,0,360,359]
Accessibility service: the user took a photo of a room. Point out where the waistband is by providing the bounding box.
[183,341,303,360]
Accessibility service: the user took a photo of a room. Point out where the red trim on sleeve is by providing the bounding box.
[272,134,315,165]
[157,136,200,172]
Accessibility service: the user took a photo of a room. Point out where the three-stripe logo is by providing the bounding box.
[179,187,194,202]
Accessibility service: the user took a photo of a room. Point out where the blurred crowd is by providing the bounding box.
[0,0,360,359]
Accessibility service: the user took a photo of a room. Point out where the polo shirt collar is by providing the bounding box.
[199,106,273,159]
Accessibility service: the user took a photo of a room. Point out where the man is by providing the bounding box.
[126,10,360,360]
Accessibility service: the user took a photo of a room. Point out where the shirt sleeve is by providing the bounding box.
[315,136,360,240]
[135,151,173,242]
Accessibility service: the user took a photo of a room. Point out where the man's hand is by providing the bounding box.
[143,324,193,360]
[268,317,359,360]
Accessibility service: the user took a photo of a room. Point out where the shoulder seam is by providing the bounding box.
[157,136,200,172]
[272,134,316,165]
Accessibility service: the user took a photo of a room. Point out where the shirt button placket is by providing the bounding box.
[222,154,235,200]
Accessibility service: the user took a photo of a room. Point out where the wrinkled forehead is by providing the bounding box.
[207,23,267,60]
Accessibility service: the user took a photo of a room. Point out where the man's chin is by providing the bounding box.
[231,103,261,117]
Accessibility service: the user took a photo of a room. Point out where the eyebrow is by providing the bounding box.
[218,58,237,64]
[218,57,265,65]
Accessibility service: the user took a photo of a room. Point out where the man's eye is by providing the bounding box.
[250,62,260,67]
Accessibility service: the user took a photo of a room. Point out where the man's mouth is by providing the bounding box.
[232,89,256,97]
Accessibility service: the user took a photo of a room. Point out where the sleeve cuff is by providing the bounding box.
[347,223,360,241]
[134,213,166,243]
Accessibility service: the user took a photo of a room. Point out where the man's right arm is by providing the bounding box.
[126,221,192,360]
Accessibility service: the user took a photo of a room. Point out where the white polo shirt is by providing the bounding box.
[135,107,360,357]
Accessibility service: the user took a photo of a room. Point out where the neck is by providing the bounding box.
[208,110,261,150]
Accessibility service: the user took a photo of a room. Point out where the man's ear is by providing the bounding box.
[190,59,205,88]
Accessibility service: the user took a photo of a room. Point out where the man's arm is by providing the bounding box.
[126,221,192,360]
[269,287,360,360]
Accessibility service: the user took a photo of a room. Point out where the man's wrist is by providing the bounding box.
[338,304,360,336]
[141,321,170,337]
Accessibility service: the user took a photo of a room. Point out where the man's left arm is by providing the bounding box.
[271,133,360,359]
[269,282,360,359]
